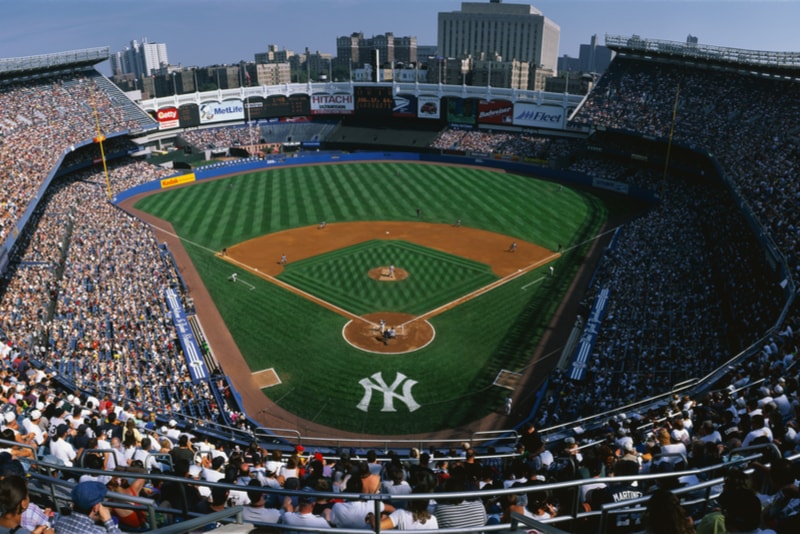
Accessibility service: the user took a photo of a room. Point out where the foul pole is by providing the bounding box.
[90,86,112,200]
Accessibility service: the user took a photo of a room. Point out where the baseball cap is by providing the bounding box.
[71,481,107,511]
[299,486,316,504]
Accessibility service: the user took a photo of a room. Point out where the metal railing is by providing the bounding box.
[15,441,773,534]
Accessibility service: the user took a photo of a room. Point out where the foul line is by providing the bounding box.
[146,219,624,333]
[396,224,624,330]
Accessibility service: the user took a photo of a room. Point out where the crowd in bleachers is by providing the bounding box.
[181,125,260,150]
[0,73,147,241]
[573,57,800,280]
[179,121,339,152]
[430,127,575,160]
[0,158,227,423]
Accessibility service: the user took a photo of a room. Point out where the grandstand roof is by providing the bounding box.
[606,34,800,77]
[0,47,109,80]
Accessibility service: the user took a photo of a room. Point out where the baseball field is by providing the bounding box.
[131,161,622,435]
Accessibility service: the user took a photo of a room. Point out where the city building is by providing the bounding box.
[335,32,418,70]
[255,44,295,65]
[437,0,560,74]
[254,62,291,86]
[578,34,613,74]
[110,38,169,78]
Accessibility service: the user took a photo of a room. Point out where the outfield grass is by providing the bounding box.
[135,161,618,434]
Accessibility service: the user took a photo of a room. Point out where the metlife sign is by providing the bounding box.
[512,102,565,130]
[199,100,245,124]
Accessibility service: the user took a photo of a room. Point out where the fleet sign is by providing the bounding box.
[512,102,565,130]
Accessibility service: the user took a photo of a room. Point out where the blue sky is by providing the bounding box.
[2,0,798,72]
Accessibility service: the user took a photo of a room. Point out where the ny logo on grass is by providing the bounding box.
[357,372,420,412]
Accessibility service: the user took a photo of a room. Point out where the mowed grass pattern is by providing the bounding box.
[280,240,497,315]
[135,161,615,434]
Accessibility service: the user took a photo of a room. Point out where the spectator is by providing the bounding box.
[641,488,694,534]
[54,480,121,534]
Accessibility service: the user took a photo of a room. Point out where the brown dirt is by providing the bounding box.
[223,221,553,278]
[343,312,435,354]
[367,266,409,282]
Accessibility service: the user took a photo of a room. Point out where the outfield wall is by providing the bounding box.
[111,151,660,206]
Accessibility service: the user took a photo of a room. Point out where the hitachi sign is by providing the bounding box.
[514,110,562,122]
[312,94,353,104]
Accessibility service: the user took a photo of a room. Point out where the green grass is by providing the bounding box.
[134,161,624,434]
[280,240,497,315]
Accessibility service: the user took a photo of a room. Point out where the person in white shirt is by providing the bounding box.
[242,480,282,525]
[697,420,722,444]
[330,476,394,528]
[741,414,773,448]
[281,488,330,534]
[49,424,77,467]
[130,436,159,473]
[22,410,47,446]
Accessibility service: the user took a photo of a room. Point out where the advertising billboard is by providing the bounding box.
[417,96,440,119]
[156,107,180,130]
[392,94,417,117]
[512,102,565,130]
[310,93,354,115]
[477,100,514,125]
[445,97,477,126]
[199,100,245,124]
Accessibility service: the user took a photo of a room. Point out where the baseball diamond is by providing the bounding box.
[127,160,631,435]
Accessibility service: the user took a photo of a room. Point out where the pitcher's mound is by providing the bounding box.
[368,266,409,282]
[344,312,434,354]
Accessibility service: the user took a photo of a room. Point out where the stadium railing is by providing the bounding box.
[17,442,779,534]
[251,428,520,454]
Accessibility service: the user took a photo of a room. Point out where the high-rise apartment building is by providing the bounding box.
[438,0,559,73]
[111,38,169,78]
[335,32,417,70]
[578,34,613,73]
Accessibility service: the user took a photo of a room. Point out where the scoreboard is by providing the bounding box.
[245,95,310,119]
[354,86,394,115]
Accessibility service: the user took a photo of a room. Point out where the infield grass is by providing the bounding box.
[280,240,497,315]
[134,161,626,434]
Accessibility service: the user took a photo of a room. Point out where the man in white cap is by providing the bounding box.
[166,419,181,442]
[22,409,47,446]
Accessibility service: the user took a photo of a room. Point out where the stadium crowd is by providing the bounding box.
[0,74,145,241]
[0,50,799,532]
[431,127,575,160]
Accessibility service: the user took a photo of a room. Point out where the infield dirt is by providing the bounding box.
[222,221,554,353]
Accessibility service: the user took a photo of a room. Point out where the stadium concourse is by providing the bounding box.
[0,44,799,533]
